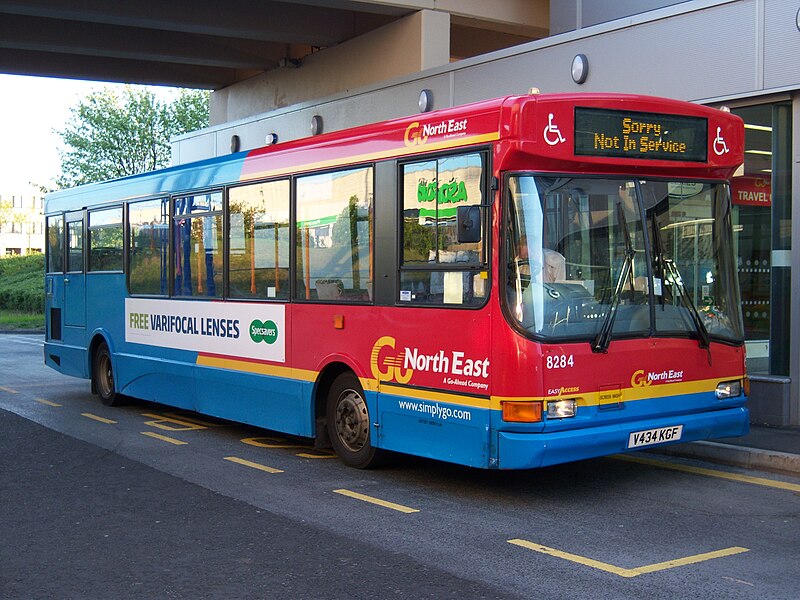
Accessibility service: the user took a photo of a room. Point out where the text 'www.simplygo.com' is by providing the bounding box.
[397,400,472,421]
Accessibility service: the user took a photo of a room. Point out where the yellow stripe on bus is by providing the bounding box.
[196,354,742,414]
[196,354,317,382]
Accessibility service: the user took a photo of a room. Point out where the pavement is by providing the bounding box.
[649,424,800,477]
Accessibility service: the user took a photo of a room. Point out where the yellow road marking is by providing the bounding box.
[224,456,284,474]
[141,413,208,431]
[613,454,800,493]
[508,539,749,578]
[633,547,750,575]
[0,386,19,394]
[35,398,62,407]
[163,412,225,427]
[241,436,335,458]
[333,489,419,514]
[241,436,306,449]
[296,451,336,459]
[81,413,117,424]
[140,431,188,445]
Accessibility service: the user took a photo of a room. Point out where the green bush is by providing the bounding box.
[0,254,45,314]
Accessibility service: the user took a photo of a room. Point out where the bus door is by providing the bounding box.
[63,212,86,333]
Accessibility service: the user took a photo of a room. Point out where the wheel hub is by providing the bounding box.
[334,389,369,452]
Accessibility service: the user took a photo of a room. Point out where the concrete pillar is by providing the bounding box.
[210,9,450,125]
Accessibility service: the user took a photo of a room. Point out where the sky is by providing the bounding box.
[0,74,181,195]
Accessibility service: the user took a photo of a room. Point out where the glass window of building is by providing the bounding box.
[731,102,792,375]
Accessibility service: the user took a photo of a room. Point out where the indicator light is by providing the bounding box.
[502,401,542,422]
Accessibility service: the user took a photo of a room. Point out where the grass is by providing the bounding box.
[0,309,44,330]
[0,254,45,330]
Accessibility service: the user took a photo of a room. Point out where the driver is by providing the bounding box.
[543,248,566,283]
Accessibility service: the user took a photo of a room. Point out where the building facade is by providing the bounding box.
[0,192,45,255]
[173,0,799,427]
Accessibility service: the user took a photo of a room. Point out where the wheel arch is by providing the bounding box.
[312,361,355,447]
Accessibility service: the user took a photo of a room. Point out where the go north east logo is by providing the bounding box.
[403,118,468,147]
[249,320,279,344]
[371,336,414,384]
[631,368,685,387]
[371,336,490,386]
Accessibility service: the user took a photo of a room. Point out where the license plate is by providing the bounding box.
[628,425,683,448]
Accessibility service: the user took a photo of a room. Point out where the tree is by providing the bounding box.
[56,86,209,188]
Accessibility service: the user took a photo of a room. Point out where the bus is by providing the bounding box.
[44,92,749,469]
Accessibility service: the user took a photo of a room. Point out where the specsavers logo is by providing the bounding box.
[249,319,278,344]
[371,336,414,384]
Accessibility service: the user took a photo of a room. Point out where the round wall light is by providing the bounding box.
[419,89,433,113]
[265,132,279,145]
[230,134,241,153]
[796,7,800,32]
[571,54,589,84]
[311,115,323,136]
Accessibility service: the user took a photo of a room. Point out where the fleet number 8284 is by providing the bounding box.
[546,354,574,369]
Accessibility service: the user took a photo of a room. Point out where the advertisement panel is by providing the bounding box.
[125,298,285,362]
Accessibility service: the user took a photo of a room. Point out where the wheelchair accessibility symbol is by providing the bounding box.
[544,113,566,146]
[713,127,729,156]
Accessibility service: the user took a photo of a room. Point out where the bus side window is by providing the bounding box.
[173,192,223,299]
[88,207,123,272]
[66,217,84,273]
[129,198,169,296]
[295,166,373,303]
[228,180,290,301]
[46,215,64,273]
[399,152,487,306]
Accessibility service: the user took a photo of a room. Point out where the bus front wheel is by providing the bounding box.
[92,342,122,407]
[326,373,382,469]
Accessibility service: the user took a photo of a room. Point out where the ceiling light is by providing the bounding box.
[571,54,589,84]
[418,89,433,113]
[311,115,323,136]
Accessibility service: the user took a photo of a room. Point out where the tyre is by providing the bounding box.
[92,342,123,407]
[326,372,382,469]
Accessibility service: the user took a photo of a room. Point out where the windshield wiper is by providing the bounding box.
[650,215,710,350]
[661,257,710,349]
[592,201,636,353]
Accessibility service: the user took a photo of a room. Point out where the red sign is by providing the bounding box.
[731,176,771,207]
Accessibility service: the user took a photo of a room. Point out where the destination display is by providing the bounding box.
[574,107,708,162]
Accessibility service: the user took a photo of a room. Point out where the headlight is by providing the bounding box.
[715,380,742,399]
[546,399,577,418]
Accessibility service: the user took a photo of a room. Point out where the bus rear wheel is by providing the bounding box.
[93,342,122,407]
[326,373,382,469]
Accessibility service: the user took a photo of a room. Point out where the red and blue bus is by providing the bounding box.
[44,92,749,469]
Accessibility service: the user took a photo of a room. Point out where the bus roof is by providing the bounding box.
[45,93,743,215]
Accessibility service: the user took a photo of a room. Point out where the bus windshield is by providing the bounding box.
[505,175,744,345]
